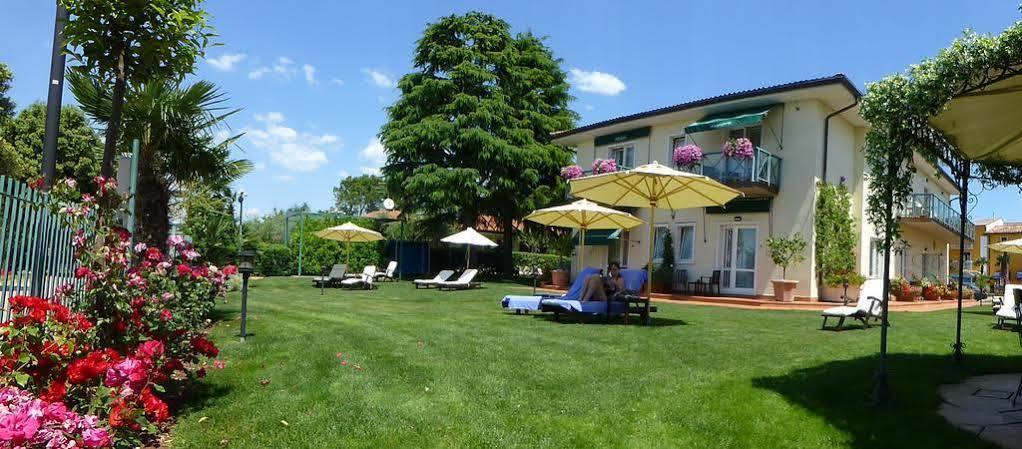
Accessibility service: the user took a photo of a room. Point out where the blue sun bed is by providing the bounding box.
[501,267,600,312]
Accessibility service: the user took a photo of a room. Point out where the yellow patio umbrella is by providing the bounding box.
[990,238,1022,255]
[569,161,742,317]
[525,199,644,270]
[313,222,385,266]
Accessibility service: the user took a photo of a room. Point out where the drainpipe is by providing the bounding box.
[822,98,859,183]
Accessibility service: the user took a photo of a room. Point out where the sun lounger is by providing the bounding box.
[312,264,347,287]
[501,267,600,312]
[414,270,455,289]
[375,261,398,282]
[340,265,377,290]
[436,269,479,291]
[821,279,885,330]
[541,269,657,324]
[995,285,1021,329]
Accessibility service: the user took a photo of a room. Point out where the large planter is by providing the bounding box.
[771,279,799,302]
[551,270,570,288]
[820,285,861,303]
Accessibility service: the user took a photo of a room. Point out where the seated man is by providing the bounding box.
[579,262,625,301]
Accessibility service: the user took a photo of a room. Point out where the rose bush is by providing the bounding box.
[0,177,234,447]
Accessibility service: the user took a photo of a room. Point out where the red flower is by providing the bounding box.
[160,309,173,321]
[162,358,185,374]
[39,379,67,402]
[176,264,192,276]
[190,336,219,358]
[140,388,170,423]
[72,313,94,331]
[109,398,140,430]
[27,177,45,190]
[67,349,119,384]
[134,340,164,361]
[145,246,163,262]
[75,266,92,279]
[222,265,238,276]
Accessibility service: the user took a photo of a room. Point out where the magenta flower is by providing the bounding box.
[591,158,618,174]
[673,144,703,167]
[560,165,583,180]
[722,137,755,159]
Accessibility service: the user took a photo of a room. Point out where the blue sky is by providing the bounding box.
[2,1,1020,221]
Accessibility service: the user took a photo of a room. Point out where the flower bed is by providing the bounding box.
[0,177,233,448]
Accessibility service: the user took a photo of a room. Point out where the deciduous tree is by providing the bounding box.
[333,174,386,216]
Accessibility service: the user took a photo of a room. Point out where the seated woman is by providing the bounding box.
[579,262,625,301]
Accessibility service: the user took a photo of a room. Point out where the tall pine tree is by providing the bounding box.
[380,12,576,273]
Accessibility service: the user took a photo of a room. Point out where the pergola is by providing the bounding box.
[860,17,1022,404]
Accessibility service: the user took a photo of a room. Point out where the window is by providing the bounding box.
[652,225,669,264]
[727,125,763,148]
[609,145,635,169]
[676,224,695,264]
[868,239,883,277]
[670,135,686,162]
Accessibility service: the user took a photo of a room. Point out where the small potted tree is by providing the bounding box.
[547,232,575,288]
[824,270,867,305]
[652,230,675,293]
[766,234,807,302]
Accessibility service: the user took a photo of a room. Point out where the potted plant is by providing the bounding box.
[722,137,755,160]
[652,230,675,293]
[824,270,867,305]
[591,158,618,174]
[766,234,807,302]
[547,232,575,288]
[673,144,703,172]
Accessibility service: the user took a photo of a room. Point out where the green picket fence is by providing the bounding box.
[0,176,89,319]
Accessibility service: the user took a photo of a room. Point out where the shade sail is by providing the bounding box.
[930,73,1022,162]
[314,222,385,242]
[990,238,1022,254]
[440,227,498,247]
[684,105,775,134]
[569,162,744,210]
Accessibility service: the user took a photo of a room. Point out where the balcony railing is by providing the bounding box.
[680,147,781,192]
[900,193,976,239]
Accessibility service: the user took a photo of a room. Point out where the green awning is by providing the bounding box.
[574,229,621,246]
[684,105,776,134]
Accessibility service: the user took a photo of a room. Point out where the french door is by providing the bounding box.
[720,225,758,295]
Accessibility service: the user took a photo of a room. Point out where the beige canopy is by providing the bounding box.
[930,73,1022,162]
[990,237,1022,255]
[525,199,644,269]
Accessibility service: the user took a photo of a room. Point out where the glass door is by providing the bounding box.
[720,225,758,294]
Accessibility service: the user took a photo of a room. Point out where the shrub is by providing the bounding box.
[815,182,857,285]
[653,230,675,287]
[512,252,560,278]
[256,243,294,276]
[289,216,382,275]
[766,234,807,279]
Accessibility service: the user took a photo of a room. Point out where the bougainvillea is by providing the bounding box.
[722,137,754,159]
[0,386,112,448]
[591,158,618,174]
[673,144,703,167]
[560,165,583,180]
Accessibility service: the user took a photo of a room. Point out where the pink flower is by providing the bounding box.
[182,249,201,261]
[161,292,175,302]
[74,267,91,279]
[64,178,77,189]
[160,309,173,321]
[82,427,112,448]
[104,358,148,391]
[722,137,755,159]
[134,242,147,253]
[673,144,703,167]
[167,235,185,249]
[213,360,226,370]
[0,411,41,444]
[560,165,583,180]
[591,158,618,174]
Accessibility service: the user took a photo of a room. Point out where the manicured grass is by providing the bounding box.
[169,278,1020,448]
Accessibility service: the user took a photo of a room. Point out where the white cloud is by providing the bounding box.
[244,208,262,218]
[277,56,294,65]
[302,64,317,85]
[362,68,396,88]
[359,166,381,176]
[273,174,295,183]
[248,67,271,80]
[248,56,299,81]
[358,137,387,167]
[253,161,267,172]
[330,78,344,86]
[207,53,247,71]
[338,170,350,178]
[243,112,340,172]
[568,68,626,96]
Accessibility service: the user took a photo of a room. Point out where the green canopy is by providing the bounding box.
[574,228,621,245]
[684,105,776,134]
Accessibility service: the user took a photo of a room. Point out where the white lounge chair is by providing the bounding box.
[374,261,398,282]
[413,270,455,289]
[312,264,347,287]
[821,278,885,331]
[340,265,377,290]
[436,269,480,291]
[996,284,1021,329]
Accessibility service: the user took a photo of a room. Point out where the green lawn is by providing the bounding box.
[169,277,1020,448]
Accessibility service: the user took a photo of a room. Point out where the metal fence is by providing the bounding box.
[0,176,89,319]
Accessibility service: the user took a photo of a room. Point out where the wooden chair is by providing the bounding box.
[692,271,721,295]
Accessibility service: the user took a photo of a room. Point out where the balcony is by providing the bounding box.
[898,193,975,241]
[682,147,781,197]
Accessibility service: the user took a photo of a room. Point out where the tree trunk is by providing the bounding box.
[135,146,170,250]
[501,215,514,275]
[100,47,127,178]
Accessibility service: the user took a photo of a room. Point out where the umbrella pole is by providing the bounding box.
[580,227,586,272]
[346,240,351,267]
[646,205,656,325]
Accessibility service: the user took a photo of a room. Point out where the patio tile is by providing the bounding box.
[939,374,1022,449]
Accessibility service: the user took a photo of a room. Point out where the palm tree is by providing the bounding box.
[69,73,252,248]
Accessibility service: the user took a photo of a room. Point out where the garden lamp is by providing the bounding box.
[238,250,256,342]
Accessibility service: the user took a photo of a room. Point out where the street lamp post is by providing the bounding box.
[237,250,256,342]
[237,190,246,249]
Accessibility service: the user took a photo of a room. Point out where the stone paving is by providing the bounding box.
[939,374,1022,449]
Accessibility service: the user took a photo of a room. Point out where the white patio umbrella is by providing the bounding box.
[314,221,385,266]
[570,161,742,318]
[990,238,1022,255]
[441,227,498,269]
[525,199,644,270]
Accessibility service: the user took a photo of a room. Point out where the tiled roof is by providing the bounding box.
[551,74,861,140]
[974,217,1002,226]
[987,222,1022,234]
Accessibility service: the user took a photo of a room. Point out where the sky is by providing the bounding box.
[1,0,1020,221]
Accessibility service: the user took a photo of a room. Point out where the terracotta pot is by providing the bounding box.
[820,285,861,303]
[551,270,570,288]
[771,279,799,302]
